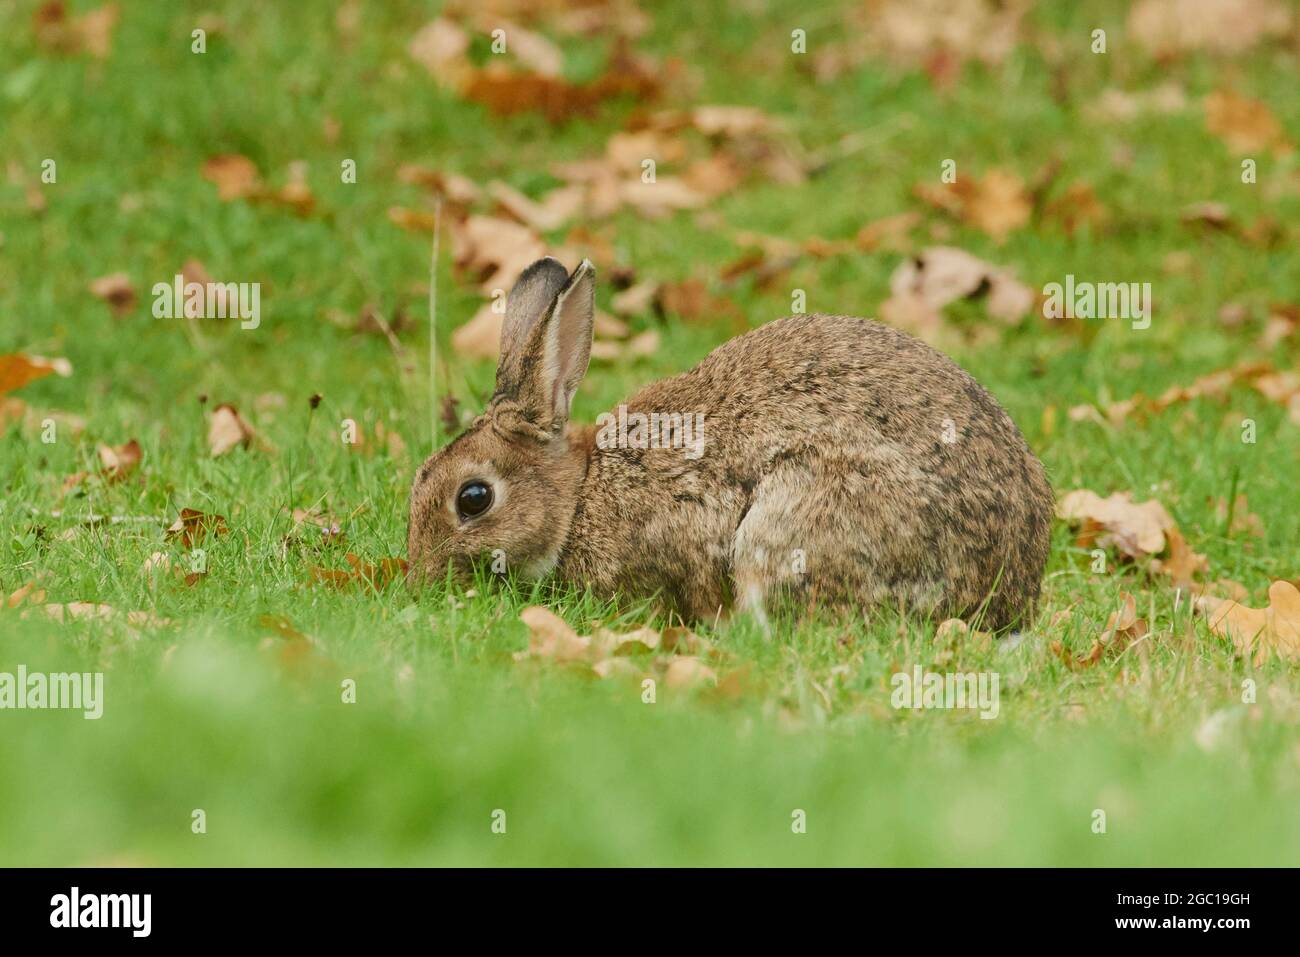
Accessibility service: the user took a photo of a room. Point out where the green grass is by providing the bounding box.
[1,0,1298,865]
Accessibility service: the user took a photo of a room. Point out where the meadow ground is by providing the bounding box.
[1,0,1298,865]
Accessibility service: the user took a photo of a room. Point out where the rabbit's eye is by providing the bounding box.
[455,480,493,520]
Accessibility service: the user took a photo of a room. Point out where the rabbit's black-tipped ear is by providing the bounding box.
[500,257,569,361]
[496,259,595,434]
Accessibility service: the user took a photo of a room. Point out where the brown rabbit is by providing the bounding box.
[409,257,1054,630]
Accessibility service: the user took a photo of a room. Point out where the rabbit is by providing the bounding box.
[408,257,1054,631]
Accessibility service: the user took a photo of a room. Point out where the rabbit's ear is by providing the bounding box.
[500,257,569,361]
[496,259,595,433]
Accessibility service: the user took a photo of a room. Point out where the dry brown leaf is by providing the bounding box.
[97,438,141,482]
[37,601,115,622]
[515,611,724,686]
[617,177,707,217]
[1214,494,1265,539]
[451,214,550,292]
[5,580,47,609]
[690,105,776,138]
[868,0,1028,69]
[165,508,229,548]
[664,656,718,689]
[682,154,745,201]
[32,1,119,58]
[1128,0,1292,57]
[0,353,72,396]
[856,212,921,253]
[960,169,1031,243]
[490,19,564,77]
[1195,579,1250,603]
[1196,580,1300,664]
[590,329,658,362]
[24,601,167,630]
[463,40,657,125]
[202,154,261,201]
[398,165,482,203]
[1052,592,1147,669]
[1074,361,1296,425]
[1150,527,1209,588]
[516,606,592,662]
[89,273,136,315]
[610,281,660,316]
[208,403,255,456]
[657,278,743,325]
[142,551,205,587]
[599,625,661,655]
[387,207,440,233]
[309,554,408,591]
[1205,90,1292,156]
[605,130,687,172]
[1044,182,1109,235]
[1090,83,1188,122]
[407,17,471,89]
[1056,489,1176,558]
[261,161,315,217]
[591,657,644,680]
[488,180,585,233]
[258,613,310,642]
[451,302,504,360]
[881,246,1035,337]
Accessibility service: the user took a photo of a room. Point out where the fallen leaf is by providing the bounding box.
[1150,526,1209,588]
[32,1,119,59]
[1205,90,1292,156]
[1196,580,1300,663]
[407,17,471,89]
[657,278,744,325]
[5,581,47,608]
[0,353,72,396]
[462,42,656,125]
[868,0,1028,69]
[38,601,114,622]
[856,212,921,253]
[1128,0,1292,57]
[258,613,311,642]
[1089,83,1188,122]
[664,656,718,689]
[605,129,688,171]
[261,161,315,217]
[451,302,505,360]
[165,508,229,548]
[451,214,551,293]
[490,19,564,77]
[208,403,255,456]
[309,554,408,590]
[142,550,204,587]
[515,611,726,684]
[590,329,659,362]
[202,154,261,201]
[956,169,1031,243]
[517,605,592,662]
[881,246,1035,338]
[1044,182,1109,235]
[89,273,136,315]
[1052,592,1147,669]
[97,438,141,482]
[397,165,483,208]
[1214,494,1265,539]
[1057,489,1176,558]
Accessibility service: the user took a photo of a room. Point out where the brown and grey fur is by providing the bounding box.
[409,258,1054,630]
